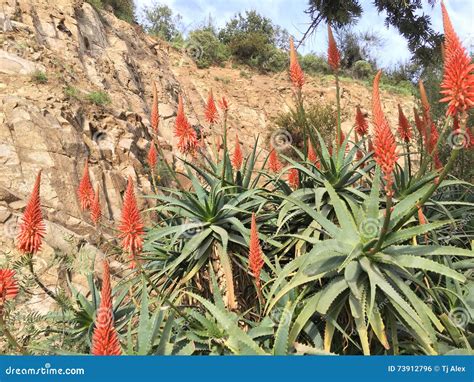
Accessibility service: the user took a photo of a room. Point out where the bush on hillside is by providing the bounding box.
[87,0,135,23]
[218,10,289,71]
[141,2,182,42]
[352,60,373,79]
[187,28,230,68]
[300,53,330,75]
[273,101,340,150]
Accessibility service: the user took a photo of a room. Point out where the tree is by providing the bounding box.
[304,0,443,66]
[141,2,182,42]
[335,28,382,68]
[218,10,289,70]
[87,0,135,23]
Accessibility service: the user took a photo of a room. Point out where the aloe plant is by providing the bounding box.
[267,169,473,355]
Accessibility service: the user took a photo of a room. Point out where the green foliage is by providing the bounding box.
[351,60,373,79]
[274,101,339,149]
[86,91,111,106]
[218,10,289,71]
[86,0,135,23]
[187,28,230,69]
[305,0,442,66]
[31,70,48,84]
[300,53,330,75]
[335,28,381,69]
[64,85,80,99]
[141,2,182,42]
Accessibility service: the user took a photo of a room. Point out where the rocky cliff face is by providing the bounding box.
[0,0,188,277]
[0,0,414,306]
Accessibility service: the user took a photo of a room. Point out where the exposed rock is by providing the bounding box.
[0,50,45,75]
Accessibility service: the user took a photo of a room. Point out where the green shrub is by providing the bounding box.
[86,91,111,106]
[273,101,340,150]
[219,10,289,72]
[261,47,288,72]
[64,85,80,99]
[86,0,135,23]
[186,28,230,69]
[31,70,48,84]
[300,53,330,75]
[141,3,182,42]
[352,60,373,79]
[85,0,102,9]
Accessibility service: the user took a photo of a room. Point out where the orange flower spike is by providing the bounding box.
[77,160,94,211]
[307,138,318,164]
[288,168,300,189]
[219,96,229,112]
[372,71,398,195]
[150,81,159,133]
[147,143,158,168]
[90,187,101,226]
[419,80,431,117]
[440,1,474,116]
[0,269,19,303]
[354,131,364,161]
[248,213,264,290]
[231,133,243,171]
[17,170,46,255]
[413,107,425,137]
[118,177,145,269]
[268,148,282,173]
[204,90,219,124]
[175,95,198,155]
[355,106,368,136]
[327,24,341,72]
[397,104,412,143]
[91,260,122,356]
[289,37,305,89]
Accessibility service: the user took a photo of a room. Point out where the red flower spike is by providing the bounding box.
[307,139,318,164]
[90,187,101,226]
[397,104,412,143]
[219,96,229,112]
[354,131,364,161]
[150,81,159,133]
[327,24,340,72]
[232,133,243,170]
[288,168,300,189]
[77,160,94,211]
[289,37,305,89]
[355,106,368,136]
[91,260,122,356]
[372,71,398,195]
[440,2,474,116]
[118,177,145,269]
[248,213,264,290]
[147,143,158,168]
[175,95,198,155]
[204,90,219,124]
[419,80,431,116]
[268,148,282,173]
[17,171,46,255]
[413,108,425,137]
[0,269,19,303]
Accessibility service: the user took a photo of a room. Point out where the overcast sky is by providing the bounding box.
[134,0,474,68]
